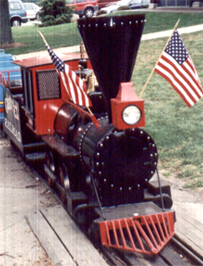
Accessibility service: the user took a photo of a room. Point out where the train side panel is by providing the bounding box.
[3,88,24,152]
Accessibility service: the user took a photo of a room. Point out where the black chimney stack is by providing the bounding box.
[77,14,145,122]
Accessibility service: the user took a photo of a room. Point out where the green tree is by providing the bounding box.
[0,0,14,46]
[39,0,73,27]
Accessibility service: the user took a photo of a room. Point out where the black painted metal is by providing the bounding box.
[78,14,145,122]
[73,117,158,207]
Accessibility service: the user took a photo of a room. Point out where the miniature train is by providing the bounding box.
[1,14,175,256]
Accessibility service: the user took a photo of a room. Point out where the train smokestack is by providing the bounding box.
[77,14,145,122]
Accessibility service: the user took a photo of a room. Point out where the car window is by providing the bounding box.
[24,3,32,9]
[117,0,131,5]
[76,0,86,3]
[32,4,38,10]
[66,0,74,4]
[9,2,22,10]
[130,0,141,3]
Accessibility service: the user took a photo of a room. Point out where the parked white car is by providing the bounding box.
[23,2,41,20]
[101,0,149,13]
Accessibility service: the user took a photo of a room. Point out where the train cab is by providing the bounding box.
[3,53,92,156]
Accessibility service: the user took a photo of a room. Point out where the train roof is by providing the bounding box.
[13,53,85,69]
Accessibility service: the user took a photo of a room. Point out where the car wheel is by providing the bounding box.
[11,18,21,27]
[84,8,94,17]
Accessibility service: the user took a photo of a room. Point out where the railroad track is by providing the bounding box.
[36,164,203,266]
[101,235,203,266]
[4,139,203,266]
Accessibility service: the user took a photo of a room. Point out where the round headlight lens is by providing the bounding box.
[122,105,142,125]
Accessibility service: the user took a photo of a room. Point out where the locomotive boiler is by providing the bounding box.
[3,13,175,256]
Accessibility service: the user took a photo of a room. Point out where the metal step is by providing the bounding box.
[25,152,46,163]
[23,142,46,154]
[42,134,79,158]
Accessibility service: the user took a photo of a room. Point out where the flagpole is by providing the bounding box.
[139,19,180,98]
[38,31,49,46]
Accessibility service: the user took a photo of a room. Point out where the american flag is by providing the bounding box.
[46,44,92,107]
[155,30,203,107]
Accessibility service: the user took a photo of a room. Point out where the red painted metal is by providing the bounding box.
[17,55,92,135]
[111,82,145,130]
[99,211,175,255]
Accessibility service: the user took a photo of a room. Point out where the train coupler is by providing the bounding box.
[95,202,175,255]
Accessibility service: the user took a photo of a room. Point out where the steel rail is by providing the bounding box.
[171,235,203,266]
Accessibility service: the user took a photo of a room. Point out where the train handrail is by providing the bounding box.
[63,98,100,128]
[0,72,7,87]
[0,69,21,88]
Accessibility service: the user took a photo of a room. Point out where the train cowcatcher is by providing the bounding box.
[2,13,175,256]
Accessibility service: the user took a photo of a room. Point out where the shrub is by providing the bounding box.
[39,0,73,27]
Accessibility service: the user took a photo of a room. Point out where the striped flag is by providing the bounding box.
[155,30,203,107]
[45,44,92,107]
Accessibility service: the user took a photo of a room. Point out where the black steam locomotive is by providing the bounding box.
[2,13,175,256]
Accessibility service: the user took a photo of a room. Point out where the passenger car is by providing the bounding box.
[66,0,99,17]
[23,2,41,20]
[9,0,28,26]
[100,0,149,13]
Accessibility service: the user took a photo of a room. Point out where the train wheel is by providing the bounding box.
[58,163,70,191]
[45,150,55,173]
[88,223,100,244]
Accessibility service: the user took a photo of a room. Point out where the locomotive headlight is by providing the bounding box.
[122,105,142,125]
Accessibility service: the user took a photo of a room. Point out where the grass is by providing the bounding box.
[6,22,81,55]
[132,30,203,188]
[5,11,203,55]
[4,11,203,188]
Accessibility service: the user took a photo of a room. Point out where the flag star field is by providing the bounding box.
[165,30,188,65]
